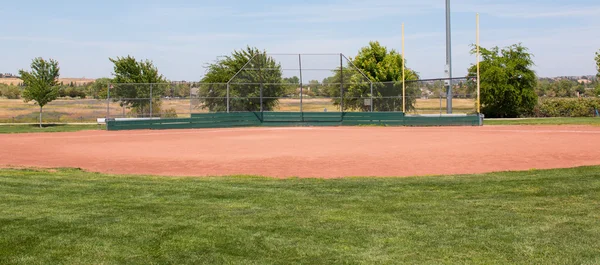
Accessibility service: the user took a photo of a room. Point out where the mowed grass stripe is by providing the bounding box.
[0,124,104,134]
[0,167,600,264]
[485,117,600,126]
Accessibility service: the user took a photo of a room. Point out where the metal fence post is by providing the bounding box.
[259,56,264,112]
[439,84,443,116]
[370,83,374,112]
[226,83,230,113]
[340,53,344,112]
[150,84,153,118]
[106,83,110,118]
[402,23,406,113]
[260,83,264,112]
[189,84,192,117]
[299,54,303,113]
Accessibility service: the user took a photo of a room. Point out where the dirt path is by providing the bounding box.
[2,126,600,178]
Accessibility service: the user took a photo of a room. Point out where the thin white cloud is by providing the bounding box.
[163,33,288,43]
[0,36,141,50]
[137,0,443,24]
[238,1,440,23]
[455,1,600,19]
[0,35,228,54]
[495,7,600,19]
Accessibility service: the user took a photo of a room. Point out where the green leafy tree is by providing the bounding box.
[282,76,300,95]
[86,78,113,99]
[19,58,60,127]
[321,66,361,109]
[67,87,86,98]
[536,79,553,97]
[109,56,167,117]
[163,83,191,98]
[307,80,324,96]
[0,84,22,99]
[595,50,600,79]
[283,76,300,84]
[199,47,284,112]
[343,41,419,111]
[576,82,586,96]
[536,78,584,98]
[429,80,446,98]
[556,79,576,97]
[468,44,538,118]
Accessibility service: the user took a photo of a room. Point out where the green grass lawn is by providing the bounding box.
[1,167,600,264]
[0,124,104,134]
[486,117,600,126]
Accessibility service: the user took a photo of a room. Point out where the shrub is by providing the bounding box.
[67,87,86,98]
[129,99,162,118]
[534,98,600,117]
[162,108,178,118]
[0,85,22,99]
[59,87,86,98]
[58,87,68,97]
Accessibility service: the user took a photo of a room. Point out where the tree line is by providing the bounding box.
[10,43,600,126]
[537,78,598,98]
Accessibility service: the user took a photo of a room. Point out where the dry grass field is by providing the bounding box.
[415,98,476,114]
[276,98,476,114]
[0,78,95,86]
[0,98,193,123]
[0,98,476,123]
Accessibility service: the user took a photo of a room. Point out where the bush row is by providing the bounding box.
[1,85,89,99]
[532,98,600,117]
[58,87,87,99]
[0,85,22,99]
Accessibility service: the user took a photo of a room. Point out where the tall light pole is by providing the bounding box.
[445,0,453,114]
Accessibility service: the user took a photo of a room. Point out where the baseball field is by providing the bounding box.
[1,123,600,263]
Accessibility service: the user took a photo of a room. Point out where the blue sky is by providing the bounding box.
[1,0,599,81]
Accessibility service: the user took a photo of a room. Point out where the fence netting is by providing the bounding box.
[0,78,476,123]
[0,53,477,122]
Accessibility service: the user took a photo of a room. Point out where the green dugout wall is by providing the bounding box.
[106,112,483,131]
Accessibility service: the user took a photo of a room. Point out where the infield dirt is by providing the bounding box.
[2,126,600,178]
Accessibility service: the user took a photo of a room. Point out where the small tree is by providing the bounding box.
[199,47,284,112]
[283,76,300,84]
[86,78,113,99]
[327,41,419,111]
[19,58,60,127]
[109,56,167,117]
[468,44,538,118]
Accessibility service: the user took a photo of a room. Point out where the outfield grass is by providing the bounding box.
[0,124,104,134]
[486,117,600,126]
[1,167,600,264]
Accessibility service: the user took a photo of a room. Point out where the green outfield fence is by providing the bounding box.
[106,112,483,131]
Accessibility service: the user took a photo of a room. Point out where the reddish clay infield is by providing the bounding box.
[2,126,600,178]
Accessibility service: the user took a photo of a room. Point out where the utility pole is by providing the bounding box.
[445,0,453,114]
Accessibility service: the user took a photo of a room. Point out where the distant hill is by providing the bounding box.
[0,78,96,86]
